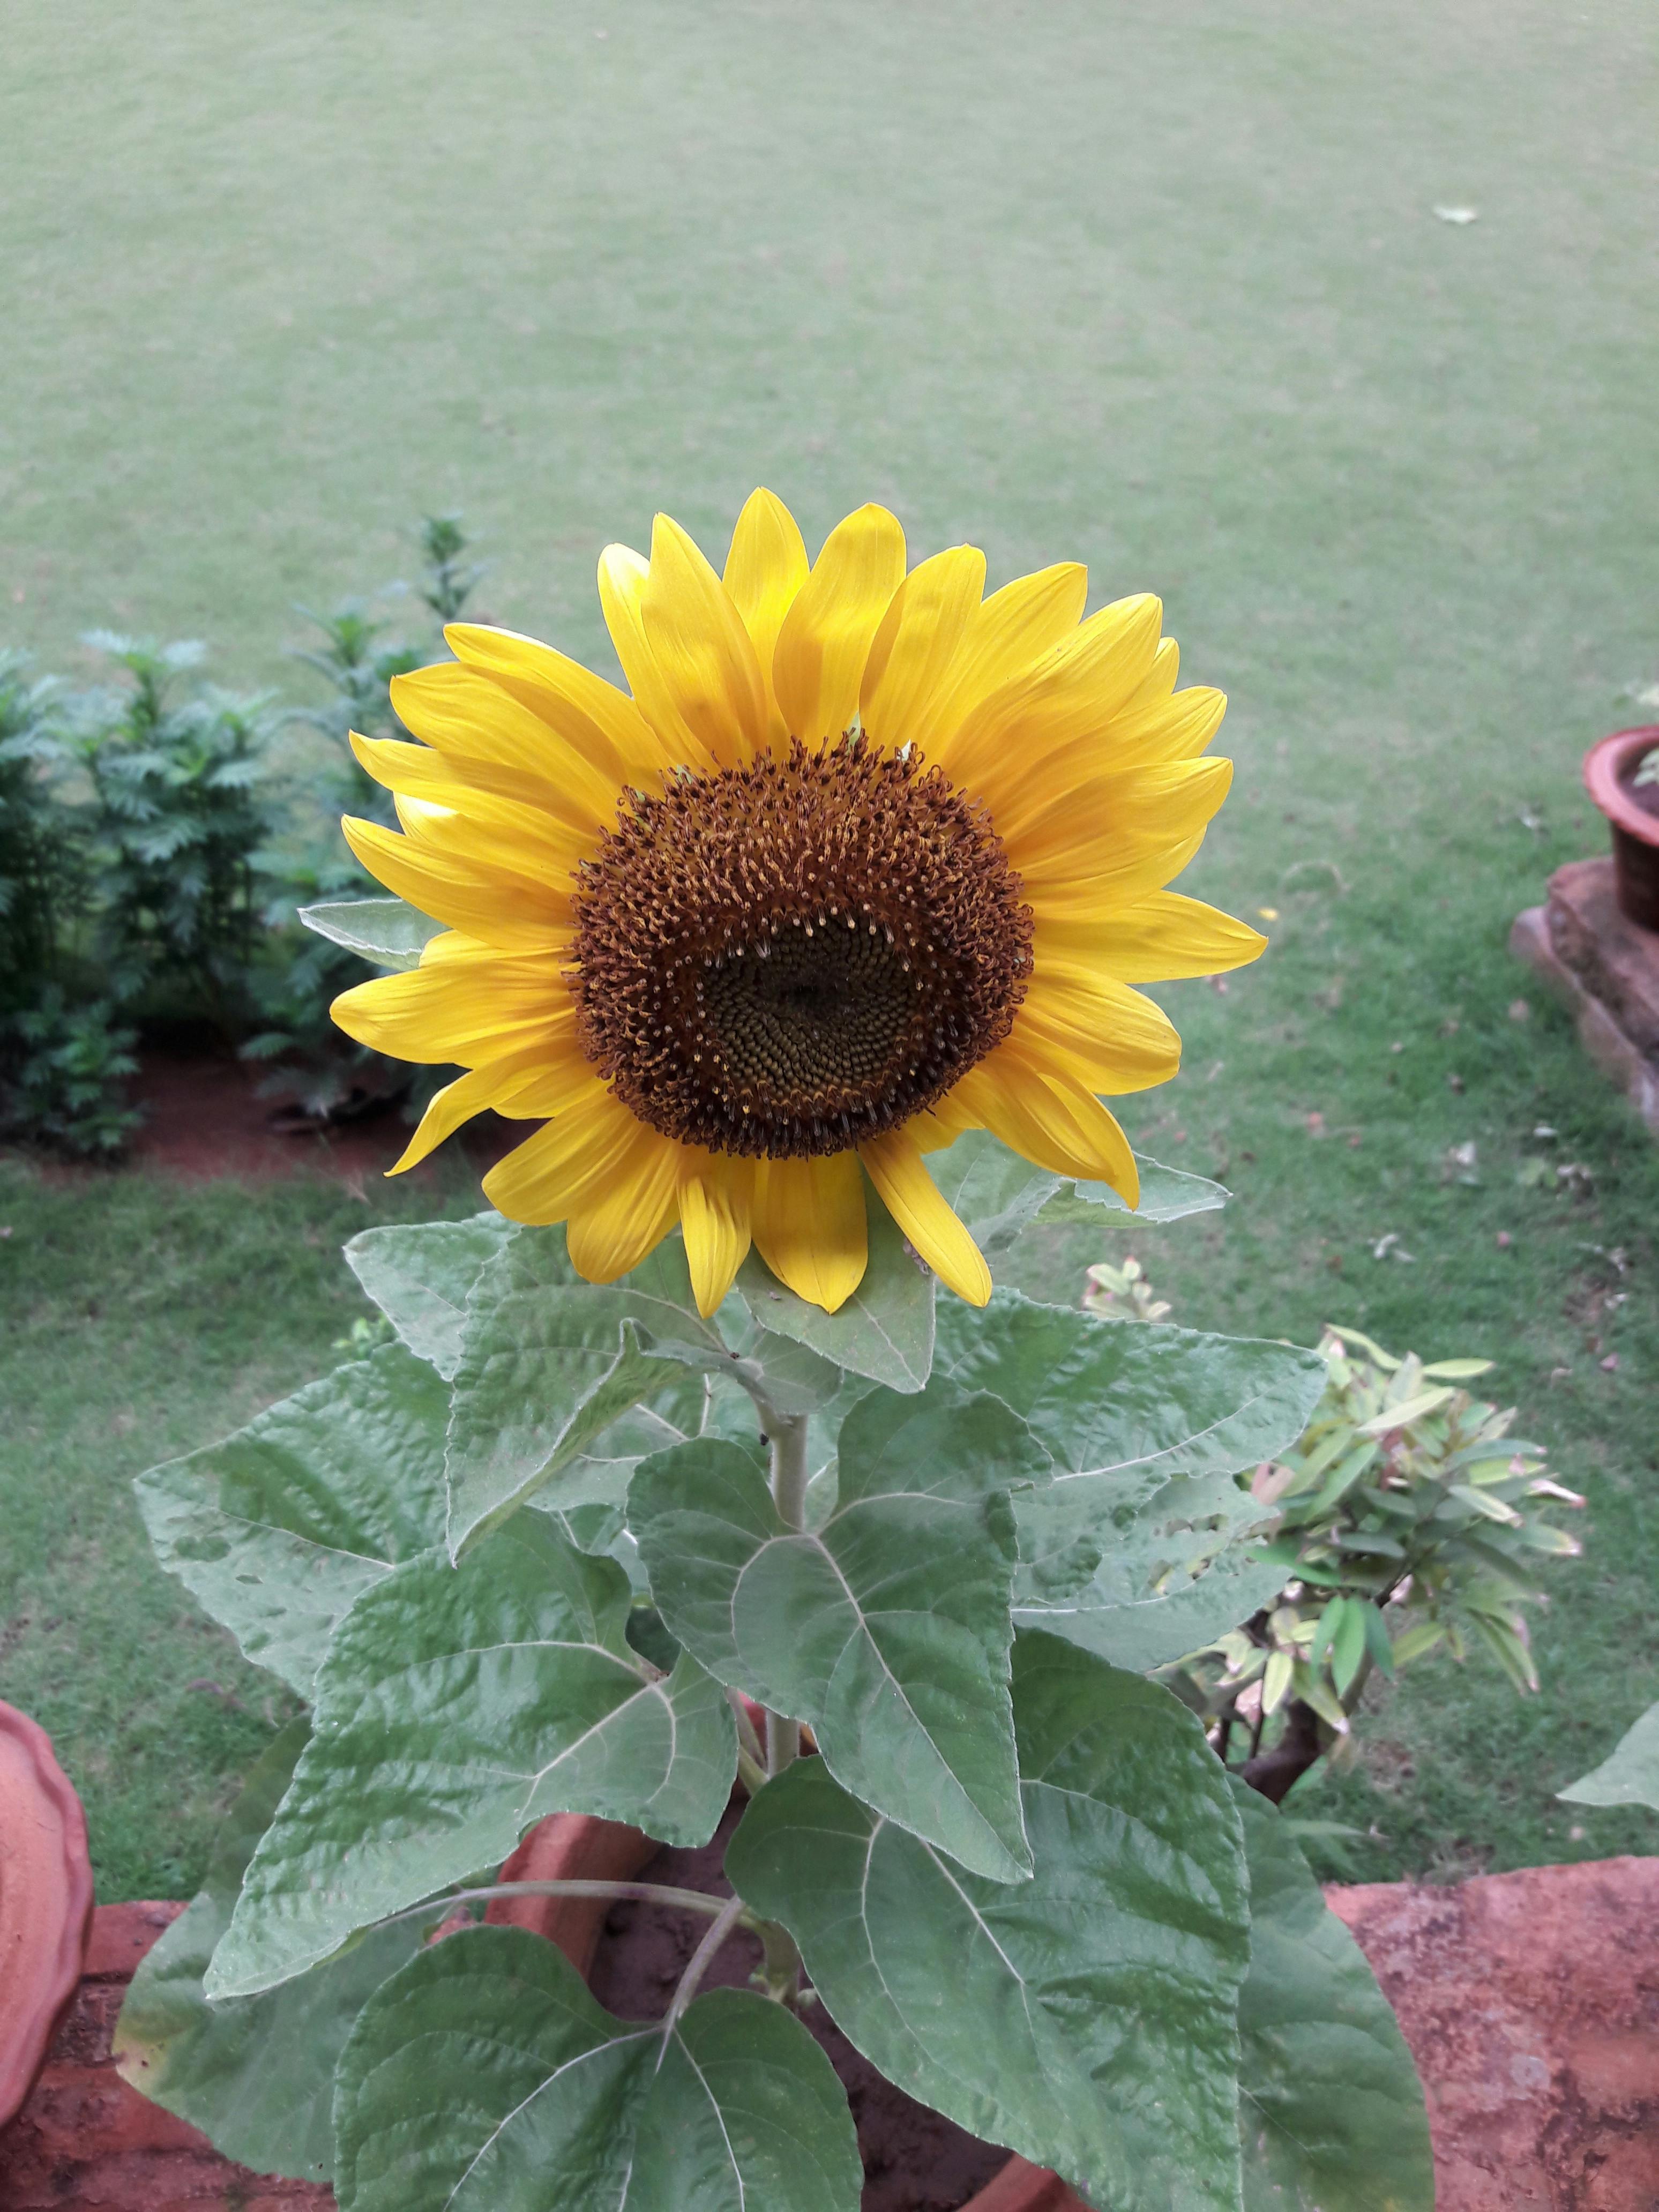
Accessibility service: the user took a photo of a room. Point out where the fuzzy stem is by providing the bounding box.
[382,1880,747,1927]
[759,1413,811,1775]
[662,1892,749,2036]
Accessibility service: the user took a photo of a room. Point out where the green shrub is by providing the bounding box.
[70,636,280,1027]
[0,652,76,1015]
[2,986,143,1159]
[286,513,487,823]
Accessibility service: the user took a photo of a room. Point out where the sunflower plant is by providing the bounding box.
[117,497,1434,2212]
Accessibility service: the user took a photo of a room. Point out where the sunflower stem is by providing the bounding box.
[763,1414,811,1774]
[768,1411,812,1530]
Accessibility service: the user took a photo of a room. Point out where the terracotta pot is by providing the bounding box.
[0,1701,95,2129]
[513,1809,1086,2212]
[1583,723,1659,931]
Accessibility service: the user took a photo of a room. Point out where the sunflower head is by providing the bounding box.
[333,492,1263,1318]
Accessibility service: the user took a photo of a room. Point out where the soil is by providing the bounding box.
[33,1036,518,1187]
[587,1802,1012,2212]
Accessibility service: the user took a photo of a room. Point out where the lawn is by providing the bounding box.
[2,0,1656,1899]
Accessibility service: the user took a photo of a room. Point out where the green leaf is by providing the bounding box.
[207,1516,735,1998]
[728,1632,1251,2212]
[113,1721,423,2181]
[345,1213,516,1378]
[445,1228,840,1556]
[934,1294,1326,1670]
[1354,1387,1455,1436]
[1559,1699,1659,1811]
[333,1927,861,2212]
[1231,1781,1433,2211]
[1330,1595,1368,1698]
[134,1345,450,1697]
[1042,1156,1231,1225]
[926,1127,1228,1257]
[634,1376,1048,1880]
[736,1182,934,1393]
[298,895,441,970]
[925,1127,1063,1252]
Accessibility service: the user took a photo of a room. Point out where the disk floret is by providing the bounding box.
[570,735,1034,1157]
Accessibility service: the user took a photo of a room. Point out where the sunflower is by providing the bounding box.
[332,493,1262,1317]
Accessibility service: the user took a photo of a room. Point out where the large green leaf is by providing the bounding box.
[935,1295,1325,1669]
[1013,1470,1287,1671]
[134,1344,450,1697]
[736,1182,935,1393]
[1231,1781,1433,2211]
[445,1228,841,1556]
[333,1926,861,2212]
[728,1632,1250,2212]
[113,1721,424,2180]
[346,1213,516,1378]
[299,895,442,970]
[207,1516,735,1998]
[634,1376,1048,1880]
[928,1127,1228,1256]
[1559,1698,1659,1812]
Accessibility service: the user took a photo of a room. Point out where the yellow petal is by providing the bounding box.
[1014,963,1183,1095]
[349,731,584,832]
[437,626,676,787]
[952,1053,1140,1200]
[389,1043,591,1174]
[723,489,809,752]
[641,513,769,768]
[678,1154,755,1317]
[858,544,987,752]
[1034,892,1267,981]
[992,686,1227,821]
[942,592,1165,803]
[341,816,574,946]
[861,1130,990,1305]
[388,662,625,833]
[750,1151,868,1312]
[772,505,906,744]
[914,562,1089,762]
[331,953,579,1064]
[597,541,720,773]
[565,1128,684,1283]
[375,772,591,886]
[482,1080,653,1225]
[1010,758,1235,881]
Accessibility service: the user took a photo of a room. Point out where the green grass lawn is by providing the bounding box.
[3,0,1657,1897]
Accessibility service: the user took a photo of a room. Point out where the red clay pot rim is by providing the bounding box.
[1583,724,1659,850]
[0,1701,95,2129]
[507,1810,1078,2212]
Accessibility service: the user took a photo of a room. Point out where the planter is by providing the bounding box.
[3,1830,1655,2210]
[1583,723,1659,931]
[534,1806,1080,2212]
[0,1701,94,2131]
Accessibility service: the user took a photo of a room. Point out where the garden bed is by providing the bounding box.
[4,1854,1655,2212]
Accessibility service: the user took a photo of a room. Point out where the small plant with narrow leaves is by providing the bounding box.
[116,504,1435,2212]
[1175,1324,1582,1801]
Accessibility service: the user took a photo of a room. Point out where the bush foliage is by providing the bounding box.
[0,519,483,1152]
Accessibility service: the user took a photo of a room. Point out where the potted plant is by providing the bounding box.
[0,1701,94,2129]
[1583,723,1659,930]
[115,495,1436,2211]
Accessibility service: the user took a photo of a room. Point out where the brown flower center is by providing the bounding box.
[569,735,1033,1157]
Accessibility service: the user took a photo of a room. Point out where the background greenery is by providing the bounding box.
[3,0,1656,1897]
